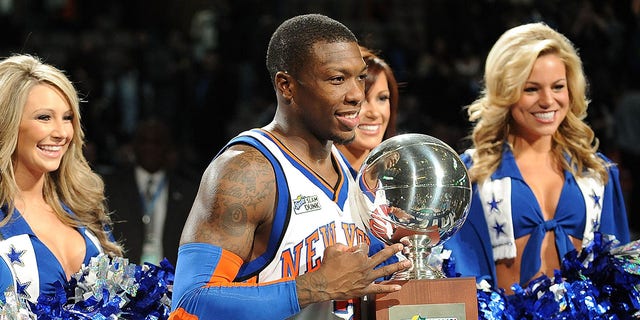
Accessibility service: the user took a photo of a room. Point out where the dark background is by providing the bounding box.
[1,0,638,214]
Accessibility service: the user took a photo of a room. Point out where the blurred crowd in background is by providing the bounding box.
[1,0,638,209]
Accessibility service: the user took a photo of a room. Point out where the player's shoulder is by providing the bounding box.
[216,144,271,169]
[203,144,275,187]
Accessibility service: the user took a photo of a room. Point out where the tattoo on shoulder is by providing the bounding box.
[213,147,276,237]
[221,203,248,236]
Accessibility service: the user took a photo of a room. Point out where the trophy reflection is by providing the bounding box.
[356,133,472,280]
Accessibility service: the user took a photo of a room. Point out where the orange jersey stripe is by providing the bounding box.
[205,248,243,285]
[169,308,198,320]
[206,249,295,287]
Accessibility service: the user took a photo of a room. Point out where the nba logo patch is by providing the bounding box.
[293,194,322,214]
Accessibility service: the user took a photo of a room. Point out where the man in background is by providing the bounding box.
[104,118,199,266]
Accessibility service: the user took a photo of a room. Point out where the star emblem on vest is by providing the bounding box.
[590,190,601,209]
[7,245,25,267]
[487,193,502,214]
[492,221,507,238]
[293,194,322,215]
[16,278,31,299]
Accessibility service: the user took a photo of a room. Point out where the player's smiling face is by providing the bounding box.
[291,41,367,144]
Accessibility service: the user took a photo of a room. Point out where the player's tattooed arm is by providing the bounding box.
[181,144,276,260]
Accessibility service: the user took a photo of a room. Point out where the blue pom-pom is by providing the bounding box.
[1,255,175,319]
[474,232,640,319]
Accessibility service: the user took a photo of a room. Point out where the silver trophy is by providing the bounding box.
[355,133,472,279]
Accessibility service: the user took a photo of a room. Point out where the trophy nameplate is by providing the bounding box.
[361,277,477,320]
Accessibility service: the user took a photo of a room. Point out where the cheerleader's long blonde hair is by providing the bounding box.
[0,54,122,257]
[466,22,608,184]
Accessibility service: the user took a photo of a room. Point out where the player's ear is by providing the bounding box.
[275,71,294,101]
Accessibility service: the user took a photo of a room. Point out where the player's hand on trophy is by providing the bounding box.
[295,242,411,307]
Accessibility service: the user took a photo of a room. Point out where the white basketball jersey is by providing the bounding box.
[230,130,370,283]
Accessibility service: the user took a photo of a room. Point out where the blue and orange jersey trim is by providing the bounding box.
[257,129,350,209]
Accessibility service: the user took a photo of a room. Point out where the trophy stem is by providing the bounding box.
[406,234,445,279]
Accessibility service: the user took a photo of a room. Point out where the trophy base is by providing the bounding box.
[361,277,478,320]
